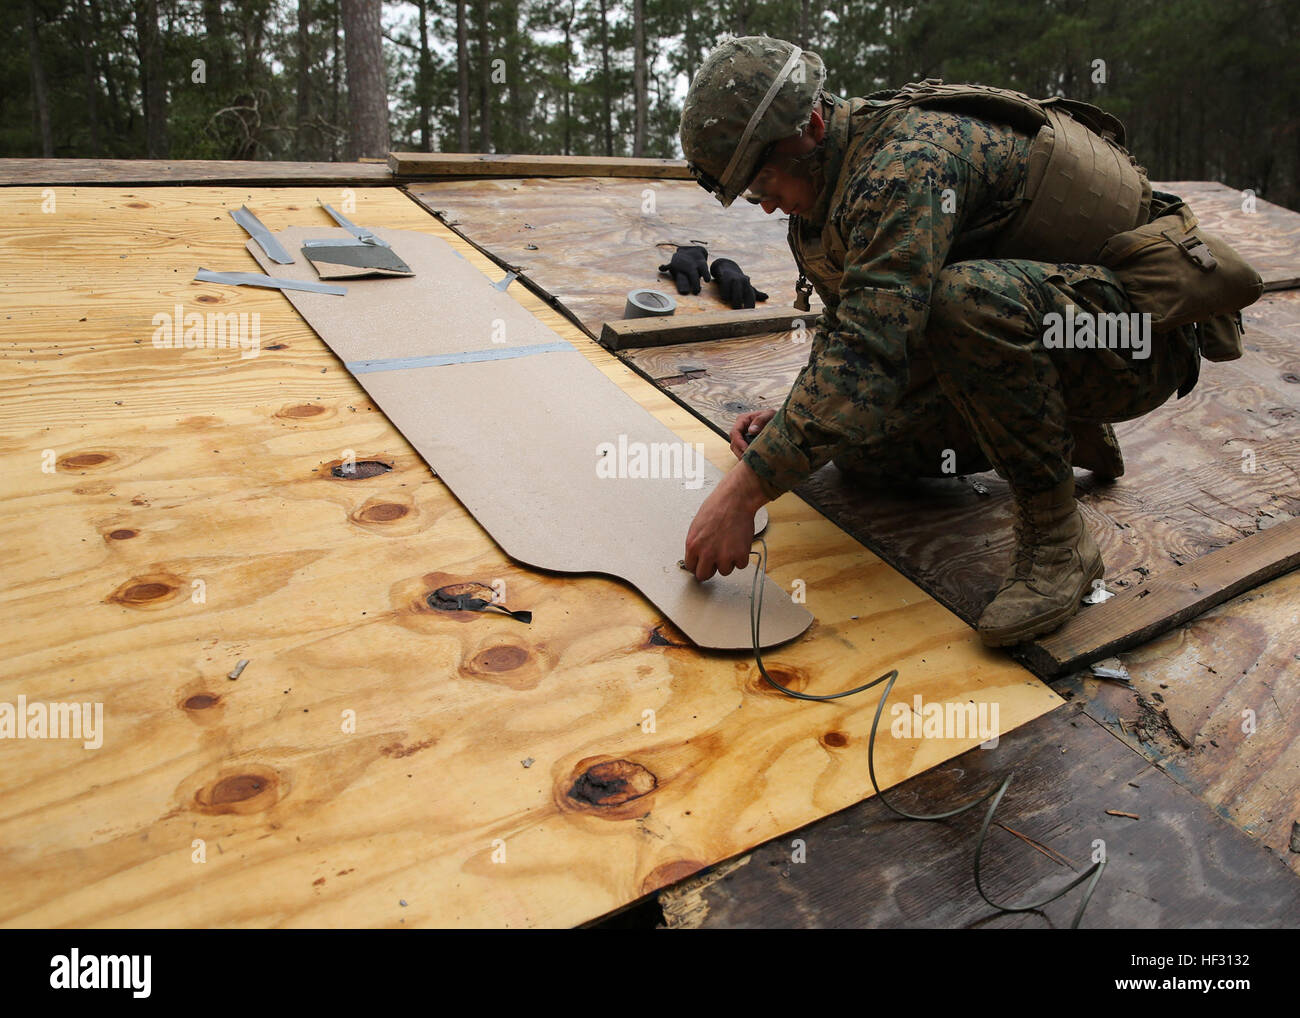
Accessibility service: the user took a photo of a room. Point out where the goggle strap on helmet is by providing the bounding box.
[717,45,805,199]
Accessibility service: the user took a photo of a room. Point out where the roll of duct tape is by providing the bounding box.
[624,289,677,319]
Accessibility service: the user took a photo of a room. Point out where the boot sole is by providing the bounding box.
[978,556,1105,648]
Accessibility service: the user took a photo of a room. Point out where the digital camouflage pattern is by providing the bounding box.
[736,89,1201,498]
[680,36,826,207]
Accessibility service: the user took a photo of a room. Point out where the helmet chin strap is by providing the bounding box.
[718,46,805,199]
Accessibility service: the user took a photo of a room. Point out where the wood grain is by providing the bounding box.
[390,153,693,179]
[1055,567,1300,874]
[601,308,814,351]
[1023,517,1300,675]
[404,176,822,338]
[0,158,393,187]
[659,704,1300,928]
[0,184,1060,928]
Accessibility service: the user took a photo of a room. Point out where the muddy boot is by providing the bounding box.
[977,476,1104,647]
[1068,419,1124,480]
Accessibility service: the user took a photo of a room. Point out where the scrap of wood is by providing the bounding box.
[1022,517,1300,676]
[389,152,693,180]
[600,307,816,351]
[1106,810,1141,820]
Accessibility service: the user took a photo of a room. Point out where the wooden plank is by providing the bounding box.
[653,704,1300,928]
[600,308,814,350]
[0,184,1062,929]
[390,152,693,179]
[0,158,394,187]
[1021,517,1300,676]
[404,176,820,337]
[1055,567,1300,874]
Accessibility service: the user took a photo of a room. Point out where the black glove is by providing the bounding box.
[710,258,769,309]
[658,245,711,295]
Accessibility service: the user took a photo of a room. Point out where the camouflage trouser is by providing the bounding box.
[832,259,1199,494]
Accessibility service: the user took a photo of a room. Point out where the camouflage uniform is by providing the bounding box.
[737,93,1202,499]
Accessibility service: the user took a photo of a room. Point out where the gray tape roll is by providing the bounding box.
[624,289,677,319]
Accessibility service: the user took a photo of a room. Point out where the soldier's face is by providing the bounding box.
[745,108,826,216]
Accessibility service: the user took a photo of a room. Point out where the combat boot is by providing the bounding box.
[1068,419,1124,479]
[977,476,1104,646]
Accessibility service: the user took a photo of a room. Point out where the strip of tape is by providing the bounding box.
[230,206,293,264]
[345,341,575,374]
[195,268,347,295]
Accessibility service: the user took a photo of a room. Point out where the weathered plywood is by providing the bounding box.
[0,185,1060,928]
[390,153,692,180]
[0,158,394,187]
[405,176,818,337]
[1054,567,1300,875]
[1023,517,1300,675]
[662,703,1300,928]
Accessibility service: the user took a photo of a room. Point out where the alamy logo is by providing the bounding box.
[152,303,261,359]
[596,435,706,490]
[50,949,151,998]
[0,696,103,749]
[890,695,1000,744]
[1042,305,1151,360]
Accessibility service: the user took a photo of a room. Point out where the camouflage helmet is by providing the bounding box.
[680,36,827,208]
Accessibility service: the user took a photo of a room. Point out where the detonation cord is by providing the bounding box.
[748,536,1107,928]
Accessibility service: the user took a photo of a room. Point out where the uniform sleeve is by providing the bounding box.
[741,139,972,497]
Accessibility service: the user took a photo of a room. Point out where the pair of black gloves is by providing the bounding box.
[657,245,769,309]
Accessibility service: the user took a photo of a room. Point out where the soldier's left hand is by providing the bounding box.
[710,258,769,309]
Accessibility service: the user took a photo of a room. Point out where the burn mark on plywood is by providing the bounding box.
[325,458,393,480]
[567,759,658,811]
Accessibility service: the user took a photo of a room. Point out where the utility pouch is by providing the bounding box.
[1097,202,1263,358]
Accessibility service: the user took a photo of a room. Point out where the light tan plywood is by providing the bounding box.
[0,184,1061,928]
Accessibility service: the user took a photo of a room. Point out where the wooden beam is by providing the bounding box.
[600,307,815,350]
[0,158,394,187]
[1020,517,1300,676]
[389,152,692,179]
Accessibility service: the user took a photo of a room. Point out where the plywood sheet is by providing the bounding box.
[0,184,1061,929]
[405,176,819,336]
[246,225,809,650]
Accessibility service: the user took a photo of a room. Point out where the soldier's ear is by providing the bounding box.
[804,107,826,144]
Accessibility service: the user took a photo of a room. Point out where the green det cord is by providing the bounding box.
[748,537,1107,928]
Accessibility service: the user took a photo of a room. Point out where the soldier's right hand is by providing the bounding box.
[730,409,776,459]
[658,245,711,295]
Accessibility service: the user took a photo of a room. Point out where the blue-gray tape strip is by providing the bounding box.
[346,340,575,374]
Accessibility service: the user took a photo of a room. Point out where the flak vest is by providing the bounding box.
[787,81,1152,312]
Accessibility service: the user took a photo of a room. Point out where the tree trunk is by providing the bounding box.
[477,0,492,152]
[417,0,432,151]
[73,0,101,155]
[340,0,390,159]
[24,0,53,157]
[136,0,168,158]
[331,0,342,158]
[296,0,312,159]
[683,3,697,83]
[799,0,810,48]
[633,0,646,157]
[598,0,612,156]
[457,0,470,150]
[562,1,573,156]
